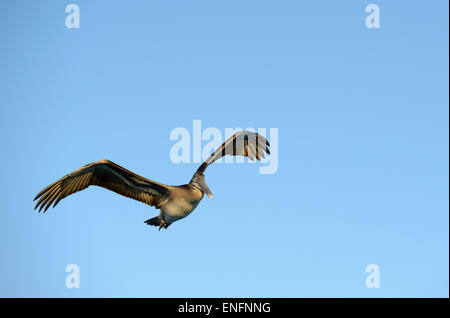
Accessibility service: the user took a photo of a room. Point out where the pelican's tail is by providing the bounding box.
[145,216,162,227]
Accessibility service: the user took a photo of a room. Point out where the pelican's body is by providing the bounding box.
[157,184,203,227]
[34,131,270,230]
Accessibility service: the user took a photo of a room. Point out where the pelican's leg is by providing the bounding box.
[164,223,171,230]
[158,217,167,231]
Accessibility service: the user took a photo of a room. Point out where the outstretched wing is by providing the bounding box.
[34,159,169,212]
[196,131,270,174]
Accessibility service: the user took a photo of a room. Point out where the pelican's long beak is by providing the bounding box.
[200,179,213,199]
[205,187,213,199]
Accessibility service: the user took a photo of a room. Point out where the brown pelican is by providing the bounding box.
[34,131,270,230]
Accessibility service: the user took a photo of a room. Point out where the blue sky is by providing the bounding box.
[0,1,448,297]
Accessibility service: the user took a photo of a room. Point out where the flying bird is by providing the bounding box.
[34,131,270,230]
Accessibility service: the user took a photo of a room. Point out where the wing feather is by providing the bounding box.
[34,159,169,212]
[196,131,270,174]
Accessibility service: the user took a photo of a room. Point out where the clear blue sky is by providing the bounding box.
[0,1,448,297]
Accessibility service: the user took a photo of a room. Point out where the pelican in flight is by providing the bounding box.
[34,131,270,230]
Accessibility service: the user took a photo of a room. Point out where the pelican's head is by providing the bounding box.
[190,171,213,199]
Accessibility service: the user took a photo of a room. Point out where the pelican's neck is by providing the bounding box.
[189,171,212,199]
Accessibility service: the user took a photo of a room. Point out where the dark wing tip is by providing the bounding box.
[33,192,43,201]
